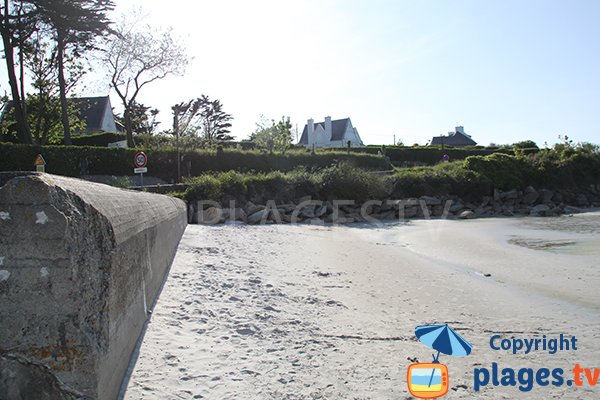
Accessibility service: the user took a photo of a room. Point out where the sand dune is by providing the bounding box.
[122,213,600,399]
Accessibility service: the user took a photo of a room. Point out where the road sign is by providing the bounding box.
[134,151,148,168]
[34,154,46,172]
[134,167,148,174]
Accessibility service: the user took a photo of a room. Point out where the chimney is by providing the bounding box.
[324,116,332,140]
[307,118,315,145]
[455,126,464,134]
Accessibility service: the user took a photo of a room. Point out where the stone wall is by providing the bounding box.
[0,173,187,399]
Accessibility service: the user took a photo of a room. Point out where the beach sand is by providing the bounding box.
[122,212,600,399]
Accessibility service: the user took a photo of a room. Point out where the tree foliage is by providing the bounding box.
[115,102,159,136]
[0,0,113,144]
[249,115,292,153]
[33,0,114,144]
[171,95,233,144]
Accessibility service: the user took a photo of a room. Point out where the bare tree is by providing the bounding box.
[105,18,188,147]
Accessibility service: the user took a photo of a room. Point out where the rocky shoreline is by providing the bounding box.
[187,185,600,225]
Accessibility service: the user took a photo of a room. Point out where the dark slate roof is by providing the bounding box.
[0,96,113,133]
[71,96,110,130]
[298,118,351,144]
[430,131,477,146]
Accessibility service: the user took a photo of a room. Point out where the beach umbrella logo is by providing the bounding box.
[407,324,473,399]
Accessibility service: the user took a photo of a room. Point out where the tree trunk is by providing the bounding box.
[1,1,32,144]
[124,105,134,147]
[56,30,71,145]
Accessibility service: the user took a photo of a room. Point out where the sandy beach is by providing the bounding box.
[121,212,600,399]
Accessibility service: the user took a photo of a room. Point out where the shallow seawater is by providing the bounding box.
[522,210,600,235]
[514,211,600,255]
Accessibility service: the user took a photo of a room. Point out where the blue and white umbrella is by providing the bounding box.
[415,324,473,387]
[415,324,473,359]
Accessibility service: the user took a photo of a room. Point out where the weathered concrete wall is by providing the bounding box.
[0,173,187,400]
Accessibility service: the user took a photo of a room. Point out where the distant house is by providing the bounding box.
[430,126,476,147]
[72,96,121,134]
[299,116,364,148]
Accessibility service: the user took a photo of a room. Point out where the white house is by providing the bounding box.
[298,116,364,148]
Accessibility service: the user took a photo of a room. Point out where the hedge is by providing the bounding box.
[0,143,389,182]
[320,146,524,165]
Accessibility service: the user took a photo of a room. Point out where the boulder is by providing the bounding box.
[244,201,264,215]
[522,186,539,205]
[247,209,270,224]
[314,204,328,217]
[575,194,589,207]
[530,204,550,217]
[449,201,464,213]
[539,189,554,204]
[500,189,519,200]
[493,188,502,201]
[399,206,418,219]
[420,195,441,206]
[227,207,247,222]
[563,205,583,214]
[198,206,223,224]
[458,210,475,219]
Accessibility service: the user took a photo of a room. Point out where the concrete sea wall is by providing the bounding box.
[0,173,187,399]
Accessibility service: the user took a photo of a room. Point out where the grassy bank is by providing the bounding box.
[184,145,600,204]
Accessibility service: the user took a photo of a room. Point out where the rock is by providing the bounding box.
[314,204,328,217]
[399,206,418,219]
[227,207,247,222]
[575,194,589,207]
[500,189,519,200]
[449,201,464,213]
[244,201,264,215]
[277,203,297,213]
[198,206,223,224]
[480,196,492,208]
[493,188,502,201]
[420,195,441,206]
[539,189,554,204]
[522,186,539,205]
[458,210,475,219]
[502,209,514,217]
[530,204,550,217]
[373,210,396,220]
[563,205,583,214]
[247,209,270,224]
[296,195,312,204]
[431,205,445,217]
[300,207,316,219]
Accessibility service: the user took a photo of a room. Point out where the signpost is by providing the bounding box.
[34,154,46,173]
[134,151,148,186]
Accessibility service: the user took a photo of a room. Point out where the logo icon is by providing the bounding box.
[407,324,473,399]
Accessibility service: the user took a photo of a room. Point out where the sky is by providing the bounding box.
[5,0,600,146]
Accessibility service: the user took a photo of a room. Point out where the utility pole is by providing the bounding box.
[393,134,396,146]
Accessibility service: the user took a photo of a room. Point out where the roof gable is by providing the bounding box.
[71,96,111,131]
[299,118,351,144]
[430,130,477,146]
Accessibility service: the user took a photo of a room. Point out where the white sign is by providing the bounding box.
[108,140,128,148]
[134,167,148,174]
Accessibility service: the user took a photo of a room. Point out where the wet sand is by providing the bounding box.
[122,212,600,399]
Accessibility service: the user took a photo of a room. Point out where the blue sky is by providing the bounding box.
[4,0,600,146]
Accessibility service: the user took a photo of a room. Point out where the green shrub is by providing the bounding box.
[184,175,222,203]
[319,162,389,202]
[391,162,489,200]
[464,153,536,190]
